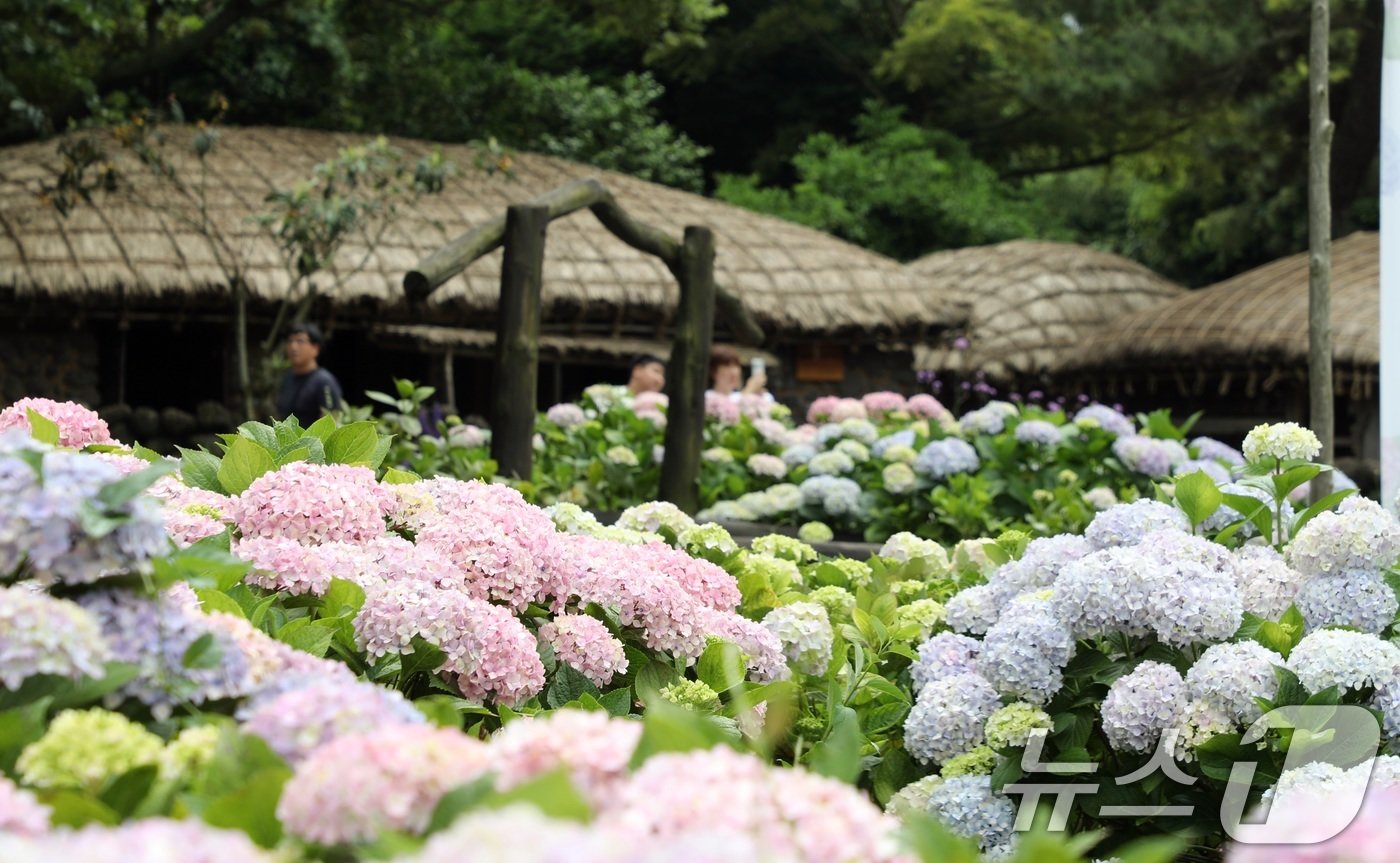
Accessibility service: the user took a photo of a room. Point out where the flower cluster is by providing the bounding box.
[0,397,114,447]
[0,818,283,862]
[17,708,164,791]
[538,613,629,687]
[763,602,833,675]
[279,724,493,844]
[984,702,1053,750]
[546,402,587,429]
[228,461,393,543]
[924,775,1017,855]
[238,678,427,763]
[1242,422,1322,463]
[0,587,110,688]
[1285,496,1400,577]
[0,775,49,836]
[1101,661,1189,754]
[1112,434,1189,478]
[913,438,980,479]
[904,672,1000,765]
[489,709,642,805]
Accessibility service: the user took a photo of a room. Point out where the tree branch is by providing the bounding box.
[1001,123,1193,178]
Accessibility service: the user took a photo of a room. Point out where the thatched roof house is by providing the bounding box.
[905,240,1184,382]
[0,125,957,342]
[1055,232,1380,468]
[1058,232,1379,400]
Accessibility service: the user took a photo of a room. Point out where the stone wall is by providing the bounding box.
[0,330,101,407]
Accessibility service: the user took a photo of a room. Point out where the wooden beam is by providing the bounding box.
[490,205,548,480]
[403,178,764,346]
[659,226,717,512]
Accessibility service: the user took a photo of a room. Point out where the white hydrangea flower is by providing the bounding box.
[886,775,944,820]
[1134,530,1243,647]
[881,462,918,495]
[1172,699,1237,762]
[1289,629,1400,694]
[1101,661,1188,754]
[616,501,696,535]
[1083,487,1118,510]
[701,447,735,464]
[1285,496,1400,577]
[761,602,832,675]
[977,594,1074,705]
[1242,422,1322,463]
[878,532,950,571]
[1084,499,1190,549]
[943,584,1004,636]
[1050,547,1157,639]
[904,673,1000,766]
[833,439,870,463]
[807,450,855,476]
[1233,545,1308,620]
[911,632,982,692]
[925,775,1017,854]
[1186,641,1286,724]
[603,446,639,467]
[986,535,1090,600]
[678,523,739,557]
[1294,569,1398,634]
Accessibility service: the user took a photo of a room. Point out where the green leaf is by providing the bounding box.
[322,577,367,618]
[1173,470,1223,527]
[400,636,447,680]
[1273,464,1322,500]
[990,748,1025,791]
[178,447,225,494]
[0,698,51,772]
[696,640,747,694]
[182,632,222,669]
[383,467,421,484]
[215,436,277,496]
[275,618,336,658]
[199,767,290,848]
[900,812,984,863]
[480,767,592,822]
[305,414,337,442]
[599,688,633,717]
[237,421,278,451]
[1221,492,1273,540]
[414,694,466,729]
[195,588,246,618]
[629,698,737,766]
[48,662,140,710]
[325,421,382,466]
[1273,666,1308,707]
[548,663,602,709]
[151,543,250,592]
[870,747,918,806]
[634,659,681,706]
[42,790,120,827]
[97,460,177,509]
[100,765,158,817]
[425,774,496,834]
[26,408,60,445]
[806,705,864,783]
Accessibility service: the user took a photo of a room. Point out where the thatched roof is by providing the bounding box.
[1060,232,1379,391]
[905,240,1185,381]
[0,126,956,338]
[371,323,778,365]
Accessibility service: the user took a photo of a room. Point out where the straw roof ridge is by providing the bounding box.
[0,125,960,336]
[1059,232,1379,373]
[906,239,1186,380]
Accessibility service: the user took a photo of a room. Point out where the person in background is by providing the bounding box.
[627,354,666,396]
[275,323,343,421]
[707,345,771,401]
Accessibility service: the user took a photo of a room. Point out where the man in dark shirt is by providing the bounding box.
[275,323,344,421]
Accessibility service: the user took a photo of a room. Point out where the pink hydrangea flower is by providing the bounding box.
[633,391,669,413]
[233,535,378,596]
[0,818,281,862]
[601,746,909,863]
[228,462,393,544]
[490,710,642,806]
[202,611,354,696]
[1228,785,1400,862]
[0,775,49,836]
[538,614,629,687]
[704,392,740,425]
[861,392,908,419]
[0,398,114,448]
[907,394,950,420]
[355,578,545,707]
[279,724,493,845]
[697,607,790,683]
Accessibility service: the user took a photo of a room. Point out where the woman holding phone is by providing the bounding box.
[707,345,773,402]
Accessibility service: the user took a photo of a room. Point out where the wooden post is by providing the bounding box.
[490,205,548,479]
[660,226,717,512]
[1309,0,1335,501]
[443,347,457,415]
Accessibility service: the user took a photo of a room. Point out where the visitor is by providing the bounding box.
[707,345,772,402]
[627,354,666,396]
[275,322,344,422]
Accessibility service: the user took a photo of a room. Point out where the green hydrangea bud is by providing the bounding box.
[158,725,222,783]
[182,503,224,520]
[886,774,944,819]
[826,557,873,590]
[941,745,998,777]
[18,709,164,792]
[894,599,946,640]
[679,523,740,558]
[890,580,926,603]
[749,534,818,564]
[742,553,802,592]
[793,715,827,738]
[985,702,1054,750]
[809,585,856,621]
[660,679,722,713]
[798,521,834,543]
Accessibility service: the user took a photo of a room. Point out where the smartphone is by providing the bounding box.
[750,357,766,377]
